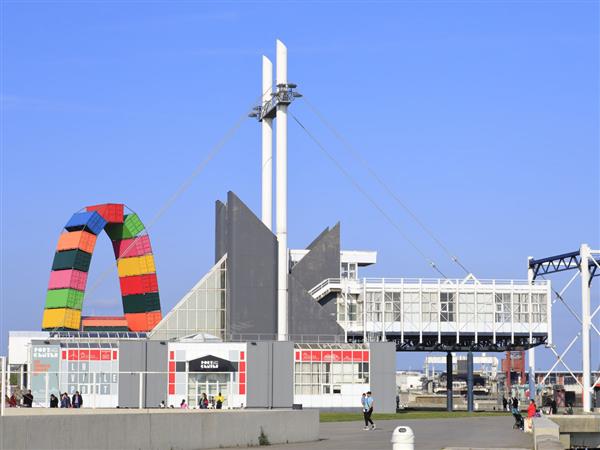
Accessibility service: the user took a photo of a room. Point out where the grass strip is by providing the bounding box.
[320,410,507,423]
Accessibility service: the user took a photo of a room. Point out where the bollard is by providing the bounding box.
[391,425,414,450]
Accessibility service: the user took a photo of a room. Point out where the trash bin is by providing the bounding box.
[391,426,414,450]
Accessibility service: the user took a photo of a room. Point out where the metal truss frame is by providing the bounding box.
[529,244,599,412]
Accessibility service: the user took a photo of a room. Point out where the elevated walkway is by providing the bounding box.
[310,276,552,352]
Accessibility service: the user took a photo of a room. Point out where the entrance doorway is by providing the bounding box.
[188,372,231,408]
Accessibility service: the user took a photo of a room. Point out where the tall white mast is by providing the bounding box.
[261,56,273,230]
[276,39,288,341]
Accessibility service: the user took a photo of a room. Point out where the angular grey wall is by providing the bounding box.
[369,342,397,413]
[217,192,278,340]
[215,200,228,262]
[145,341,168,407]
[292,223,340,290]
[118,341,146,408]
[288,224,344,340]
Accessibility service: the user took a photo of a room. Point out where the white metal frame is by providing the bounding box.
[534,244,599,412]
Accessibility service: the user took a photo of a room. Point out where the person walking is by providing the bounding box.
[502,396,508,411]
[550,398,557,415]
[49,394,58,408]
[527,399,536,418]
[362,391,375,430]
[72,391,83,408]
[215,392,225,409]
[180,399,188,409]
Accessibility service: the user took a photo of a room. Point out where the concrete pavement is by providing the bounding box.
[219,416,533,450]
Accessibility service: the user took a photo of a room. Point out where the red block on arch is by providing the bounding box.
[120,273,158,295]
[86,204,124,224]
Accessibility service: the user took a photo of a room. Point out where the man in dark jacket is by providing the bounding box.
[22,390,33,407]
[72,391,83,408]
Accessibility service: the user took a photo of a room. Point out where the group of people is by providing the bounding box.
[49,391,83,408]
[159,392,225,410]
[503,394,575,431]
[4,389,83,409]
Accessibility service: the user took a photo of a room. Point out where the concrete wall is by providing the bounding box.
[272,341,294,408]
[246,341,293,408]
[145,340,168,408]
[118,341,146,408]
[369,342,397,413]
[0,409,319,450]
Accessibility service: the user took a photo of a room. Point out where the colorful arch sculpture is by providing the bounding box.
[42,203,162,332]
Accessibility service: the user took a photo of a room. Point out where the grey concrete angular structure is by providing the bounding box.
[288,224,345,341]
[216,191,278,341]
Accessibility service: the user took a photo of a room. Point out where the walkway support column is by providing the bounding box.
[467,351,474,412]
[446,352,453,412]
[580,243,592,412]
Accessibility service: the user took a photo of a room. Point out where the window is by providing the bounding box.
[514,294,529,322]
[341,262,357,279]
[337,294,362,323]
[403,292,420,324]
[366,292,382,322]
[421,292,438,324]
[531,294,547,322]
[440,292,455,322]
[458,293,474,325]
[495,293,511,323]
[384,292,401,323]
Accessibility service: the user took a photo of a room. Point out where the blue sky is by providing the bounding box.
[1,1,598,372]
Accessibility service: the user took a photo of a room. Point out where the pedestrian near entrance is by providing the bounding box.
[216,392,224,409]
[550,398,557,415]
[72,391,83,408]
[502,396,508,411]
[362,391,375,430]
[180,399,188,409]
[49,394,58,408]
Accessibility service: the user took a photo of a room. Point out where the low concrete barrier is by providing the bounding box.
[0,409,319,449]
[549,415,600,448]
[532,417,561,450]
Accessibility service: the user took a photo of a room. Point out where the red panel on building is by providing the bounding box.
[168,373,175,384]
[342,351,352,362]
[239,373,246,383]
[169,351,174,360]
[113,351,117,360]
[62,351,67,360]
[101,350,111,361]
[169,361,175,372]
[363,351,369,362]
[168,384,175,395]
[240,351,245,361]
[239,384,246,395]
[239,361,246,372]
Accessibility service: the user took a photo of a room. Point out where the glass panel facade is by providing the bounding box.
[150,257,227,340]
[293,344,369,396]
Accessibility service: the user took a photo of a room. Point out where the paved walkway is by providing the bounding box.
[220,416,532,450]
